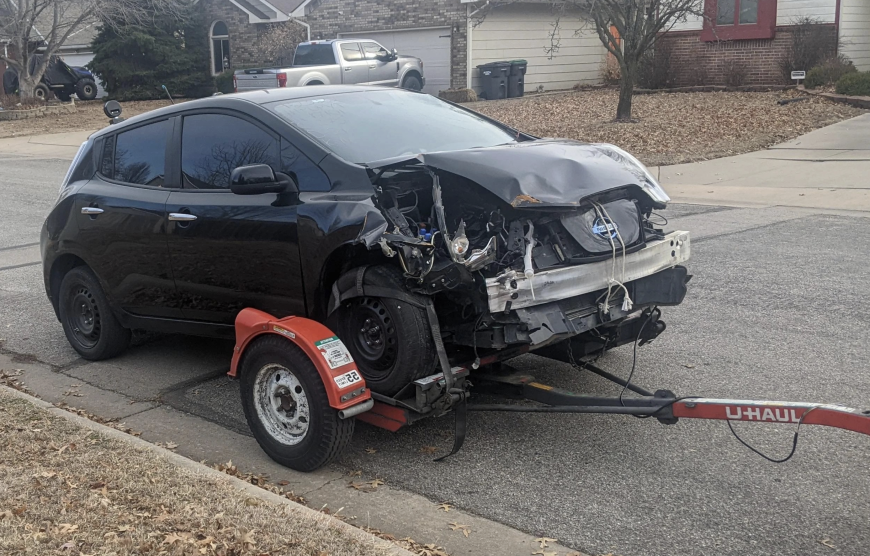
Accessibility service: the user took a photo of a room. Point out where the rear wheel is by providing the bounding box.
[328,265,436,395]
[240,336,354,471]
[58,267,130,360]
[33,84,50,101]
[402,75,423,92]
[75,79,98,100]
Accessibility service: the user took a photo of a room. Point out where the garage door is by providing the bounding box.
[58,52,106,98]
[471,4,605,93]
[338,27,451,95]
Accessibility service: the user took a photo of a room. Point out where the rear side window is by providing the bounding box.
[294,44,336,66]
[113,120,170,186]
[340,43,363,62]
[100,135,115,178]
[181,113,279,189]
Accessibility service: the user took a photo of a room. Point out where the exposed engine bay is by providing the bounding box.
[356,139,691,361]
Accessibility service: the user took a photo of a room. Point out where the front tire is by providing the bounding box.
[328,265,436,395]
[58,267,130,360]
[240,336,354,472]
[75,79,98,100]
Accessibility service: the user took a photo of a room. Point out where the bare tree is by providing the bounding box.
[473,0,706,121]
[0,0,192,98]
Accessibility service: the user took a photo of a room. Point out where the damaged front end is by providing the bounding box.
[358,139,691,362]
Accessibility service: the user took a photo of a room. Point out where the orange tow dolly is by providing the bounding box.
[231,308,870,471]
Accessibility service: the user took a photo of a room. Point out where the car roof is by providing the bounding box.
[89,85,397,139]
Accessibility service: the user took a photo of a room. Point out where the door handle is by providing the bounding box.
[369,65,376,69]
[81,207,104,215]
[169,213,197,222]
[344,67,352,71]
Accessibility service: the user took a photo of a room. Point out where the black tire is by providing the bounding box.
[33,84,50,101]
[240,336,354,471]
[58,267,131,360]
[328,265,436,395]
[402,74,423,92]
[75,79,98,101]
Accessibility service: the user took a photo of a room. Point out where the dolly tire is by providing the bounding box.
[240,335,354,472]
[58,267,130,360]
[329,265,436,395]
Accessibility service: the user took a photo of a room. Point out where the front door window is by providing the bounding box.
[211,21,230,75]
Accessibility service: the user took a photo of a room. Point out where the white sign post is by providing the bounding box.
[791,70,806,86]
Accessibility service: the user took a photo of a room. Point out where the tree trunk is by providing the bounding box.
[616,63,635,121]
[19,75,38,99]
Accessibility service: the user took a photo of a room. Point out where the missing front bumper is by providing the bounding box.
[486,231,691,313]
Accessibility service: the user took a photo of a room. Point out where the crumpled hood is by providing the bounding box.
[416,139,665,208]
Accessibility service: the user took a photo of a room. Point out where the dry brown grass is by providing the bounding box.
[0,391,394,556]
[0,99,182,139]
[469,88,867,166]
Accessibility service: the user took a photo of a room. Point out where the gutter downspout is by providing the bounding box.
[466,1,489,90]
[292,18,311,41]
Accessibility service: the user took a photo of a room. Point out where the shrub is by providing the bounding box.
[600,56,621,86]
[835,72,870,97]
[637,41,675,89]
[723,60,748,87]
[804,56,857,89]
[780,17,838,83]
[89,8,215,101]
[215,70,235,94]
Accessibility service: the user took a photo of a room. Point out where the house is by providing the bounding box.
[200,0,608,95]
[659,0,870,86]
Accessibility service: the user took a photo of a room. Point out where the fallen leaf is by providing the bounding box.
[420,445,438,454]
[364,447,377,454]
[244,497,261,506]
[437,502,453,512]
[448,522,471,538]
[820,538,836,549]
[242,530,257,546]
[531,551,556,556]
[535,537,558,549]
[163,533,185,545]
[58,523,78,534]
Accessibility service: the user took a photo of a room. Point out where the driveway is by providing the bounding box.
[1,117,869,556]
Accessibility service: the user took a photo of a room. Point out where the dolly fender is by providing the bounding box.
[229,308,371,411]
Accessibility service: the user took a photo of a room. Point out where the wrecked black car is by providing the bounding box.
[42,86,690,395]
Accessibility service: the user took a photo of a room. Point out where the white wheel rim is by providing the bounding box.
[253,363,310,445]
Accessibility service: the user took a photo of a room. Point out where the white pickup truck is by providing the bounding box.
[234,39,425,92]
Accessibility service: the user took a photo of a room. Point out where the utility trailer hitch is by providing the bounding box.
[468,363,870,437]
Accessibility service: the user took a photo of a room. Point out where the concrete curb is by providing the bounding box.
[800,87,870,109]
[0,384,415,556]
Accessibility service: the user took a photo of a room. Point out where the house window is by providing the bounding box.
[701,0,774,41]
[210,21,230,76]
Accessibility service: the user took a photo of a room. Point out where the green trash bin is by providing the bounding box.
[508,60,527,98]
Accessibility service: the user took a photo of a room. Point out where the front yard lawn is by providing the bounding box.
[469,89,866,166]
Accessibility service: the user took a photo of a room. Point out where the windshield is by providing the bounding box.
[294,44,336,66]
[269,90,517,164]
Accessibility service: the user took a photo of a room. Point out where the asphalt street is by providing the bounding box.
[2,133,869,555]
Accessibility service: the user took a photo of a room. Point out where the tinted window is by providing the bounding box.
[340,43,363,62]
[281,140,330,192]
[361,42,387,60]
[270,90,516,164]
[294,44,336,66]
[182,114,279,189]
[114,120,170,186]
[100,135,115,178]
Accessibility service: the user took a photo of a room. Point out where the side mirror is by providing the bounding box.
[390,48,399,61]
[230,164,298,195]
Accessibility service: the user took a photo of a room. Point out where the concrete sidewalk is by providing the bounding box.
[0,130,94,160]
[655,113,870,212]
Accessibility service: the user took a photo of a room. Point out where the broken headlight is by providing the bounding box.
[593,143,670,206]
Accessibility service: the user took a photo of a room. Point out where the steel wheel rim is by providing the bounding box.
[84,85,93,95]
[349,298,398,376]
[253,363,310,446]
[66,286,101,349]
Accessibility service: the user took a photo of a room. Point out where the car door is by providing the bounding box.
[338,42,370,84]
[165,111,310,325]
[73,119,183,318]
[360,41,398,86]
